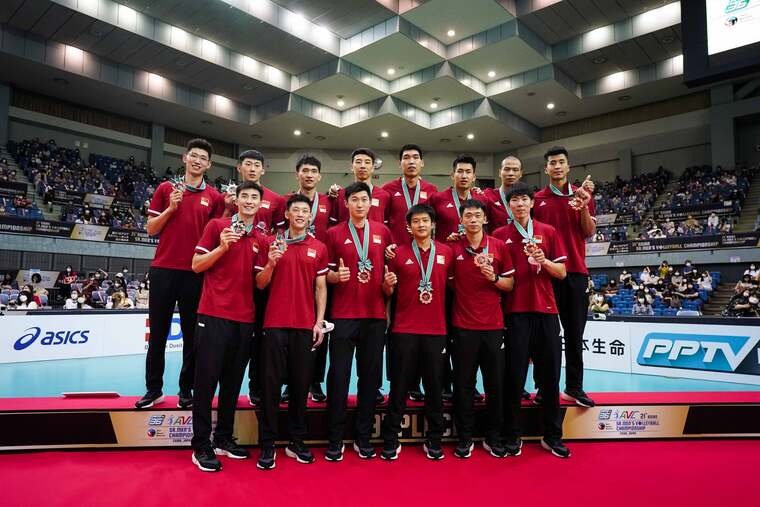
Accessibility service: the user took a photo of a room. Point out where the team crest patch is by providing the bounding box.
[539,201,547,206]
[506,238,513,244]
[446,203,454,208]
[252,243,260,254]
[394,192,402,197]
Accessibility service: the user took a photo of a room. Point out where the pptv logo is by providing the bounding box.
[13,327,90,351]
[637,332,760,374]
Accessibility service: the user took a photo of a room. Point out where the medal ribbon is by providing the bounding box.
[284,229,306,244]
[451,187,470,234]
[348,220,373,273]
[465,237,489,257]
[498,187,515,224]
[401,178,421,210]
[549,181,574,197]
[513,218,538,245]
[172,175,206,192]
[411,241,436,294]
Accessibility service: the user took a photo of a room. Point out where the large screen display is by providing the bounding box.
[707,0,760,55]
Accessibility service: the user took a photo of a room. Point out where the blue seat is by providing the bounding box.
[0,293,9,305]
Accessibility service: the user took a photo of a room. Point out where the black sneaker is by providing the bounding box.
[135,391,164,409]
[353,439,376,459]
[281,386,289,404]
[380,441,401,461]
[423,440,444,460]
[441,388,453,403]
[257,446,276,470]
[285,441,315,464]
[483,439,507,458]
[532,391,543,406]
[521,389,532,401]
[324,442,344,462]
[473,389,484,403]
[192,446,222,472]
[562,389,595,408]
[541,438,571,458]
[310,383,327,403]
[504,437,523,457]
[375,390,386,405]
[213,438,249,459]
[408,389,424,402]
[177,391,193,409]
[247,392,260,407]
[454,440,474,459]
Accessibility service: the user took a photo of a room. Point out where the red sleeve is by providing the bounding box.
[381,224,393,246]
[196,220,220,254]
[316,243,329,276]
[446,247,455,280]
[498,241,515,276]
[548,225,568,264]
[326,229,338,268]
[148,182,169,216]
[329,192,339,224]
[491,225,508,241]
[254,234,272,271]
[388,250,398,275]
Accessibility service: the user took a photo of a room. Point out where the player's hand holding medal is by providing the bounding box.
[169,176,185,210]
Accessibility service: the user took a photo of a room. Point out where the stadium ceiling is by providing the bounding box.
[0,0,696,152]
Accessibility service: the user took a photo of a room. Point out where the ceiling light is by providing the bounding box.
[527,91,536,96]
[661,35,675,44]
[381,131,389,138]
[556,111,567,117]
[386,68,395,75]
[618,95,632,101]
[447,29,456,37]
[201,119,213,125]
[466,133,475,140]
[293,129,302,136]
[430,102,438,109]
[439,138,451,143]
[546,102,555,110]
[314,135,326,141]
[592,56,607,64]
[487,70,496,78]
[336,99,345,107]
[501,139,511,145]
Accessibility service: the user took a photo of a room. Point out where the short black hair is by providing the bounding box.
[406,203,436,225]
[296,154,321,172]
[236,180,263,199]
[286,193,312,210]
[351,148,376,164]
[544,146,568,161]
[504,182,534,202]
[238,149,264,164]
[186,138,214,158]
[458,199,486,216]
[31,273,42,283]
[344,181,371,201]
[398,144,423,160]
[452,154,477,171]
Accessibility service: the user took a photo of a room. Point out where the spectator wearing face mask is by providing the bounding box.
[736,274,753,294]
[55,265,77,300]
[699,272,714,292]
[120,266,131,283]
[17,286,39,310]
[640,267,652,285]
[135,280,150,308]
[604,279,619,297]
[588,293,609,314]
[107,292,134,309]
[108,277,127,297]
[632,297,653,315]
[671,270,683,286]
[619,270,631,285]
[64,290,92,310]
[657,261,671,279]
[745,264,759,278]
[726,290,755,317]
[683,261,695,275]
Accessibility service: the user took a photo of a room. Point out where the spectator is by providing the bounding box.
[706,212,720,230]
[640,267,653,286]
[107,292,134,309]
[657,261,671,279]
[725,290,754,317]
[720,220,733,234]
[735,273,753,294]
[632,297,654,315]
[604,279,619,297]
[671,270,684,286]
[588,293,610,314]
[683,260,694,275]
[135,280,149,309]
[55,265,77,300]
[592,231,605,242]
[745,264,759,278]
[619,270,632,285]
[676,281,700,300]
[16,285,39,309]
[64,290,92,310]
[699,271,714,292]
[1,273,18,290]
[108,277,127,297]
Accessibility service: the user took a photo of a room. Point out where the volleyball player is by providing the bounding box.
[484,156,523,230]
[190,181,266,472]
[533,146,597,408]
[324,182,393,461]
[449,199,514,458]
[380,204,453,461]
[255,194,328,470]
[136,139,224,409]
[330,148,390,224]
[492,182,571,459]
[382,144,437,402]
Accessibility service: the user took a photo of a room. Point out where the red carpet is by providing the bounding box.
[2,391,759,411]
[3,440,758,507]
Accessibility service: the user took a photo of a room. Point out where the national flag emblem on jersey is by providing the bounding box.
[373,234,382,244]
[261,200,271,209]
[252,243,259,254]
[539,201,547,206]
[446,203,454,208]
[307,248,317,258]
[420,191,428,199]
[371,198,380,206]
[200,197,209,207]
[394,192,401,197]
[319,205,327,213]
[436,255,445,264]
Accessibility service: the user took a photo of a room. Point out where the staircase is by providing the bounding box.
[0,147,62,221]
[629,178,679,237]
[701,282,736,316]
[734,177,760,232]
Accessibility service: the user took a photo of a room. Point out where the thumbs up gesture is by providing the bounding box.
[383,264,397,287]
[338,258,351,283]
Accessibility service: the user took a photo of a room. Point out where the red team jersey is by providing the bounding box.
[280,192,333,244]
[532,183,595,275]
[388,240,453,335]
[256,235,329,330]
[492,220,567,314]
[148,181,225,271]
[195,217,267,323]
[331,185,390,225]
[326,220,393,319]
[450,235,514,330]
[382,178,438,245]
[483,187,513,231]
[429,187,488,241]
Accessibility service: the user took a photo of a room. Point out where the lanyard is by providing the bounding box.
[348,220,373,273]
[498,187,515,223]
[549,181,574,197]
[451,188,470,234]
[411,241,436,293]
[401,178,421,210]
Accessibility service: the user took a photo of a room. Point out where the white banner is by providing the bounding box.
[0,312,183,364]
[580,320,632,373]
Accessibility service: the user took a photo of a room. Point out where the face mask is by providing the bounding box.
[750,297,759,305]
[743,292,750,298]
[139,283,145,289]
[66,268,72,273]
[71,292,78,299]
[638,298,645,304]
[686,263,691,267]
[123,269,128,273]
[77,297,85,304]
[752,266,756,270]
[19,295,27,303]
